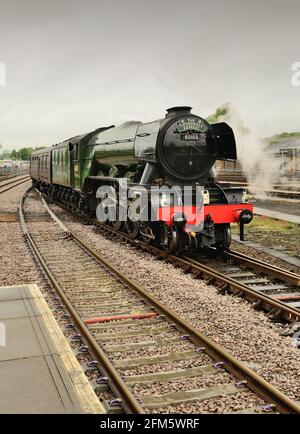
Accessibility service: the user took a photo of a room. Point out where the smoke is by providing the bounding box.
[210,103,283,198]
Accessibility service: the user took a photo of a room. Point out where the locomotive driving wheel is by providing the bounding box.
[111,220,123,231]
[125,219,140,239]
[110,206,125,231]
[161,223,178,254]
[215,223,231,251]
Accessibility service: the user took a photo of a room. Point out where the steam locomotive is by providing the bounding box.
[30,106,253,253]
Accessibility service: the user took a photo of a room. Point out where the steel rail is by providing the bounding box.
[28,189,300,414]
[83,217,300,324]
[0,176,30,195]
[180,254,300,323]
[135,241,300,323]
[96,224,300,323]
[0,174,29,187]
[38,192,300,324]
[19,187,144,414]
[71,236,300,413]
[0,172,28,182]
[224,249,300,286]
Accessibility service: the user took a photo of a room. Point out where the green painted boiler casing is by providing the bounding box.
[92,122,141,176]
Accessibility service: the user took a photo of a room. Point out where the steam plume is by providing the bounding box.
[207,103,283,198]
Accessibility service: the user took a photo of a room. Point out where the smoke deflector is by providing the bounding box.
[209,122,237,161]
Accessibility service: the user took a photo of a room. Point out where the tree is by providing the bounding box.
[10,149,18,159]
[206,103,250,135]
[1,149,11,158]
[206,103,230,124]
[18,147,34,160]
[10,146,47,160]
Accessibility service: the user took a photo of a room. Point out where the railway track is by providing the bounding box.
[133,245,300,326]
[19,187,300,414]
[0,174,30,195]
[182,250,300,325]
[53,201,300,327]
[0,172,28,182]
[37,189,300,327]
[139,243,300,325]
[94,220,300,326]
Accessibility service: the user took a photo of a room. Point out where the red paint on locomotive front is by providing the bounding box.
[158,203,254,228]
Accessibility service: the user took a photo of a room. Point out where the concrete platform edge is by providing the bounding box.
[25,284,105,414]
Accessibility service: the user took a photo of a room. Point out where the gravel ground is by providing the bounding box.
[93,322,167,335]
[98,331,179,345]
[3,187,299,413]
[122,357,216,377]
[132,372,262,414]
[21,192,277,413]
[131,371,233,396]
[47,203,300,404]
[110,342,195,361]
[26,194,237,412]
[0,221,42,286]
[150,391,264,414]
[0,181,39,287]
[0,180,31,214]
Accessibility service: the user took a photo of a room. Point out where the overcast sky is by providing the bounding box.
[0,0,299,149]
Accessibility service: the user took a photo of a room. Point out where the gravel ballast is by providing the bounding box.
[0,186,118,407]
[47,203,300,403]
[2,186,299,413]
[0,182,41,286]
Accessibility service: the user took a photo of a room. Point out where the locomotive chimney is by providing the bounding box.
[165,106,192,118]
